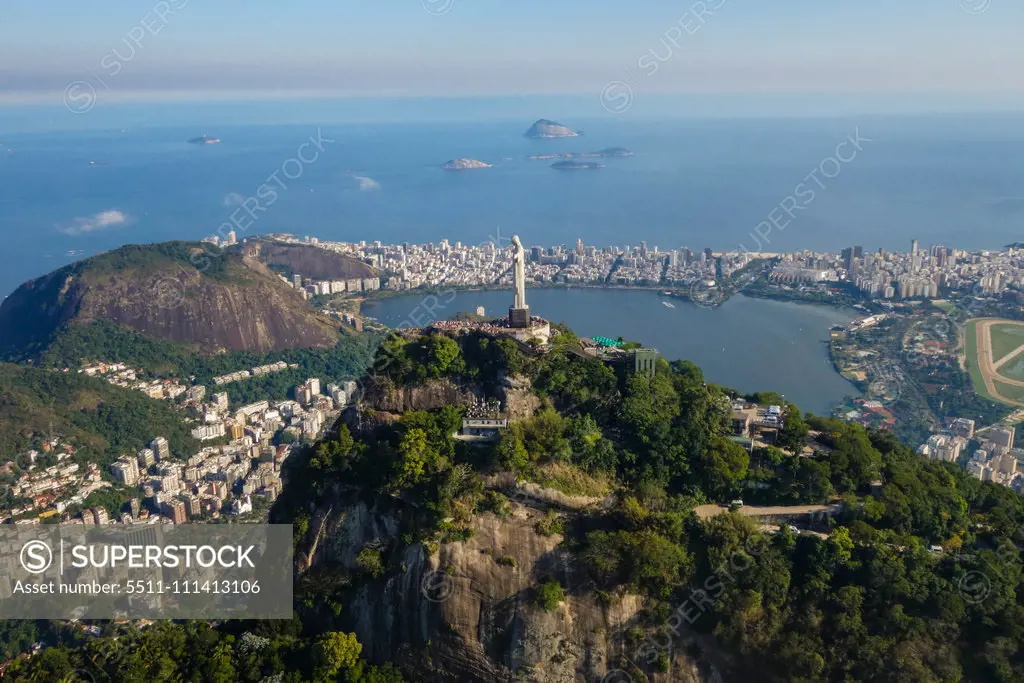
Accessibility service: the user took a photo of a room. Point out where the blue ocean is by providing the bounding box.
[2,105,1024,298]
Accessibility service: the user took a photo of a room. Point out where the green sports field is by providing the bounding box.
[994,380,1024,404]
[964,319,1024,407]
[989,323,1024,364]
[999,357,1024,383]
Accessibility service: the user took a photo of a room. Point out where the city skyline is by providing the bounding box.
[250,231,1021,305]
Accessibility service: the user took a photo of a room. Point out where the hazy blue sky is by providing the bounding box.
[1,0,1022,111]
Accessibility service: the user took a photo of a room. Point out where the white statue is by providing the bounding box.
[511,235,527,310]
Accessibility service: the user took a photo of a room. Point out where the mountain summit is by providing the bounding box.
[0,241,349,359]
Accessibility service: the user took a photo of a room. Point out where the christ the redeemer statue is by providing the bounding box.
[509,235,530,328]
[512,235,527,309]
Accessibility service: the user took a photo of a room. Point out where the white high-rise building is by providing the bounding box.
[332,388,347,408]
[111,457,141,486]
[989,427,1015,450]
[191,423,227,441]
[150,437,170,461]
[213,392,229,412]
[924,434,965,463]
[998,452,1018,475]
[137,448,156,468]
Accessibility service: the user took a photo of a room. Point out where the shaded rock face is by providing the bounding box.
[499,374,542,421]
[87,267,338,353]
[306,499,716,683]
[364,378,482,413]
[482,473,610,511]
[251,240,376,282]
[360,373,538,421]
[0,244,340,355]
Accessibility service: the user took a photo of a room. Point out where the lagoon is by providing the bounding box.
[362,288,860,416]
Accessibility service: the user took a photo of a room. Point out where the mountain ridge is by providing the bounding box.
[250,239,377,281]
[0,241,343,360]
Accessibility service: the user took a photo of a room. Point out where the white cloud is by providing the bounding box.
[222,192,246,207]
[354,175,381,192]
[59,209,130,236]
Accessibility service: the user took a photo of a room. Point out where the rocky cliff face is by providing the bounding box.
[363,377,483,414]
[361,374,541,420]
[0,242,341,355]
[302,496,718,683]
[250,240,376,282]
[499,374,542,420]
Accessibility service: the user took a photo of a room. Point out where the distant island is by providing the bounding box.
[528,147,633,161]
[551,160,604,170]
[524,119,580,139]
[441,158,493,170]
[589,147,633,157]
[187,135,221,145]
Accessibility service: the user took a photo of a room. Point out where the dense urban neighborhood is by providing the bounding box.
[229,233,1024,304]
[0,359,359,527]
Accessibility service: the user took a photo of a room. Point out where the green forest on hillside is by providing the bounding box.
[273,326,1024,682]
[30,320,382,405]
[0,363,198,466]
[3,620,402,683]
[74,242,235,280]
[8,325,1024,682]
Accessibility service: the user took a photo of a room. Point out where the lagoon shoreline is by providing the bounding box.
[361,287,862,416]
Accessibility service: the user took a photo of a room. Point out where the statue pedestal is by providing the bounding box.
[508,306,531,329]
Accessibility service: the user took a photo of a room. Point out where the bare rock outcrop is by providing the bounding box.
[482,473,610,512]
[500,374,542,420]
[363,377,482,414]
[304,498,718,683]
[250,240,376,281]
[0,242,342,355]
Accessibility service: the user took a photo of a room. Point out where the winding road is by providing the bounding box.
[694,503,841,519]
